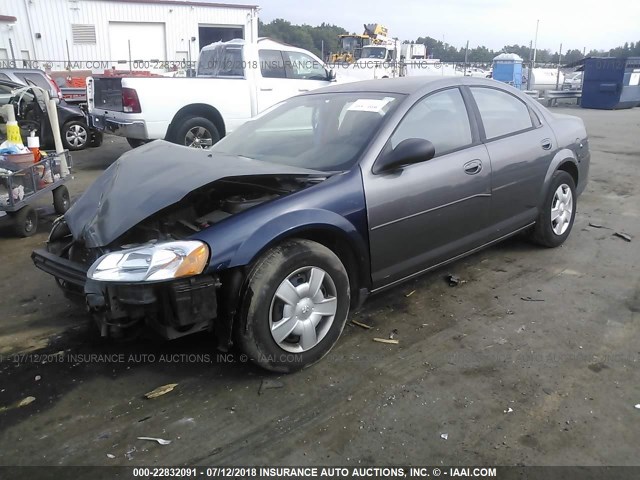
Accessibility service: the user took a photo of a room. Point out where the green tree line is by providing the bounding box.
[259,19,640,65]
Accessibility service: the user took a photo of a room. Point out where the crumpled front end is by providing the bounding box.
[32,217,220,340]
[31,143,327,341]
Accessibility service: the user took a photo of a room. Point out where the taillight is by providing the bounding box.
[46,73,62,98]
[122,87,141,113]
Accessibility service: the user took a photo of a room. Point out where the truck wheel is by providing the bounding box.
[53,185,71,214]
[126,138,148,149]
[529,171,577,248]
[61,120,90,151]
[11,206,38,237]
[89,130,103,148]
[173,116,220,149]
[238,239,350,373]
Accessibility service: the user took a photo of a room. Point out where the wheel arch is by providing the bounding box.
[210,222,370,351]
[539,149,579,210]
[557,160,579,186]
[166,103,226,141]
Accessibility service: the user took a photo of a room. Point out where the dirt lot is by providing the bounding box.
[0,106,638,467]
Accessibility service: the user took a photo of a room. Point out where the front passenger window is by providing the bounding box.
[390,88,473,156]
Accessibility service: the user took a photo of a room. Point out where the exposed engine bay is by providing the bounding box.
[40,173,325,342]
[114,176,312,248]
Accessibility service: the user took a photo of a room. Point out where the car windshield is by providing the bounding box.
[211,92,402,172]
[360,47,387,59]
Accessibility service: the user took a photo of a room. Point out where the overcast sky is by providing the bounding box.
[222,0,640,52]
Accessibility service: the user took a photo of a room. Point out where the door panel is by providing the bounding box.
[363,88,492,288]
[257,49,298,113]
[364,145,492,287]
[483,127,555,234]
[468,86,557,235]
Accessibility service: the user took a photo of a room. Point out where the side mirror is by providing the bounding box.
[327,69,336,81]
[374,138,436,173]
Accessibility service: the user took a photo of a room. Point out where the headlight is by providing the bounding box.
[87,241,209,283]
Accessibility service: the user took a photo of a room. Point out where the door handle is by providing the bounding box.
[541,138,553,150]
[463,159,483,175]
[298,88,310,92]
[260,88,273,92]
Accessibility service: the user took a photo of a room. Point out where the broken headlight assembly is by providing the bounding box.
[87,241,210,283]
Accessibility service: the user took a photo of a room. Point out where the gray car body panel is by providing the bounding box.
[65,77,589,296]
[300,76,590,290]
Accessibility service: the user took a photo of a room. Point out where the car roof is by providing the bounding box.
[306,76,512,96]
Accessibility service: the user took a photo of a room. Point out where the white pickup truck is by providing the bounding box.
[87,38,342,148]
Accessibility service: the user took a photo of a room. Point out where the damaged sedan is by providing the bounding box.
[32,77,590,372]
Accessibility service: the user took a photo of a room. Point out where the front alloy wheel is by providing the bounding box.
[238,239,350,372]
[269,266,339,353]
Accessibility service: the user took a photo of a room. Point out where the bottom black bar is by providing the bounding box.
[0,466,638,480]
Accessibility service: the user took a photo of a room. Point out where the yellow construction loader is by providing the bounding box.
[328,24,389,63]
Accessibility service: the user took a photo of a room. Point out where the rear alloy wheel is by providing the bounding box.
[238,239,350,372]
[173,116,220,149]
[62,120,89,151]
[529,170,577,247]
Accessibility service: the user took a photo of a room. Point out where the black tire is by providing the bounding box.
[126,137,148,149]
[237,239,350,373]
[89,130,103,148]
[529,171,577,247]
[171,116,220,149]
[61,120,90,151]
[53,185,70,215]
[12,206,38,237]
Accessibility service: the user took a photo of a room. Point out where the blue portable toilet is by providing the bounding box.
[492,53,523,89]
[581,57,640,109]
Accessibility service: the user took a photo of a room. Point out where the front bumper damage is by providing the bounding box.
[32,249,219,340]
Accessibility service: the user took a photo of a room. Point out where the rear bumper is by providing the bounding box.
[89,113,148,139]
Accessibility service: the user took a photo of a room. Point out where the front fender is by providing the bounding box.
[192,168,370,287]
[230,208,368,270]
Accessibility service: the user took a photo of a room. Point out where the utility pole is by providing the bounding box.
[527,39,533,89]
[532,19,539,66]
[463,40,469,76]
[555,42,563,89]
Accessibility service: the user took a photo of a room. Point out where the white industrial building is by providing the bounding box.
[0,0,259,72]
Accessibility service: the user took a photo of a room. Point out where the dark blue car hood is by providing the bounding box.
[65,140,324,248]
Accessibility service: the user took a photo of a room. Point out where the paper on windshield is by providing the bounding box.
[347,97,395,115]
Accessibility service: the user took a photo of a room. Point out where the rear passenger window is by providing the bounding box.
[259,50,286,79]
[390,88,472,156]
[15,73,50,90]
[471,87,534,139]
